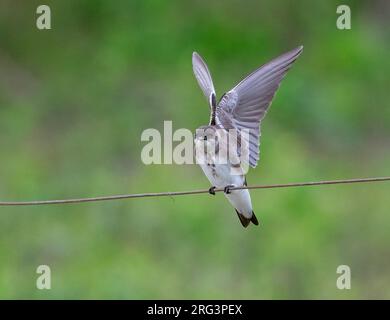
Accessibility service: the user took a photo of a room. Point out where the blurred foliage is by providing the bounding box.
[0,0,389,299]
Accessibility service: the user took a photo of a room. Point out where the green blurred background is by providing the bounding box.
[0,0,389,299]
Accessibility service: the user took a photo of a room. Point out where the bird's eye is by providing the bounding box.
[204,136,207,141]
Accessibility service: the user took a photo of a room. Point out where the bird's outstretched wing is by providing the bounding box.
[192,52,216,109]
[215,46,303,167]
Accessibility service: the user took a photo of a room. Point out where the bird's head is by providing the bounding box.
[194,125,220,162]
[194,125,217,144]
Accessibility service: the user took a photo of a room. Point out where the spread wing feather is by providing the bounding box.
[192,52,216,108]
[216,46,303,167]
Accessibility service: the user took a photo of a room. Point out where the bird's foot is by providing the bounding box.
[224,184,235,194]
[208,186,217,195]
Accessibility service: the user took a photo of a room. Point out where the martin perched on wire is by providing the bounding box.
[193,46,303,227]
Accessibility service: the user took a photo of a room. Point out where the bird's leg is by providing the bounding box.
[223,184,236,194]
[208,186,217,195]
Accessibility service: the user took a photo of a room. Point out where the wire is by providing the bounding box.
[0,176,389,206]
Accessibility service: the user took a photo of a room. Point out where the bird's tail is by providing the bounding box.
[235,210,259,228]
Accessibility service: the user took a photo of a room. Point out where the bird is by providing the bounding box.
[192,46,303,228]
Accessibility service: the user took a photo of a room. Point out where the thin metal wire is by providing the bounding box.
[0,176,389,206]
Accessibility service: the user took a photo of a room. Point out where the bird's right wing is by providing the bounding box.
[192,52,216,108]
[215,46,303,167]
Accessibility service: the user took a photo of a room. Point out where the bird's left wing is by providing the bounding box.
[215,46,303,167]
[192,52,216,109]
